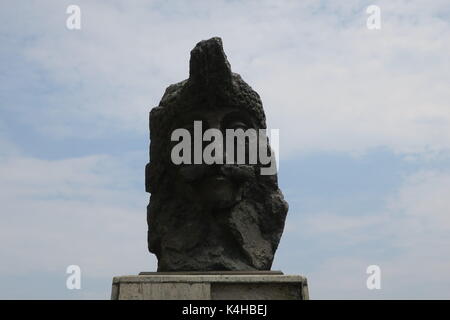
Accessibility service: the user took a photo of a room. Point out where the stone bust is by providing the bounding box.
[145,37,288,271]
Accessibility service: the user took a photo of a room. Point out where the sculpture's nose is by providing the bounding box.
[206,136,230,166]
[222,143,232,164]
[201,118,230,165]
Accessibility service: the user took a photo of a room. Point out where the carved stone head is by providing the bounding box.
[145,37,288,271]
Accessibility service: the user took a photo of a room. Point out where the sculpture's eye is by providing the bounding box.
[228,121,249,131]
[222,111,253,132]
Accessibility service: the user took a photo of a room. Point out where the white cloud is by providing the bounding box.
[2,0,450,299]
[387,170,450,233]
[296,169,450,298]
[0,151,156,282]
[2,0,449,155]
[0,121,19,157]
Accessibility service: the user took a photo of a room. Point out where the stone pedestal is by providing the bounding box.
[111,271,309,300]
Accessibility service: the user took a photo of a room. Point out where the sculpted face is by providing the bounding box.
[145,37,288,271]
[173,108,258,210]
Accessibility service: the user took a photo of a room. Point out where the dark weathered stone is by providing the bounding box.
[145,37,288,271]
[138,271,284,275]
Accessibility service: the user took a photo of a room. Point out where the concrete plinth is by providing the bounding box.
[111,272,309,300]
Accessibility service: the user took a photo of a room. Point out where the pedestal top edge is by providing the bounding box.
[112,274,307,284]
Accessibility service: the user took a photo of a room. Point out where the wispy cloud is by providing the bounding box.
[1,0,450,299]
[2,0,449,154]
[0,150,156,297]
[282,168,450,299]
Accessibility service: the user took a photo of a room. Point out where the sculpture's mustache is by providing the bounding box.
[178,164,255,183]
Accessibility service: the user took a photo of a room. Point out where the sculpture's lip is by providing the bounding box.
[212,174,227,181]
[205,174,230,183]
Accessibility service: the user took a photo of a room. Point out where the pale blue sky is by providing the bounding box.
[1,0,450,299]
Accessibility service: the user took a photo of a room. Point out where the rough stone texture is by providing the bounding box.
[145,37,288,271]
[139,271,284,275]
[111,274,308,300]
